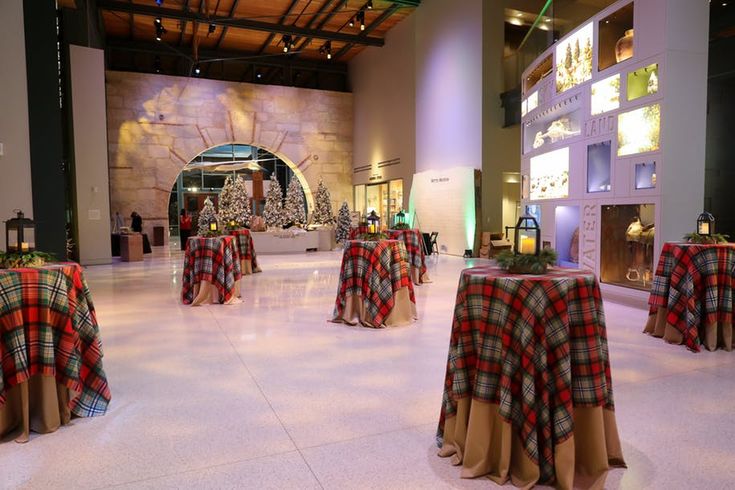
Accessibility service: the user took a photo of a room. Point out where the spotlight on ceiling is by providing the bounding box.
[349,17,355,27]
[154,55,161,73]
[366,0,373,9]
[319,40,332,60]
[155,0,163,5]
[357,10,365,31]
[281,34,294,53]
[193,63,201,76]
[208,23,216,34]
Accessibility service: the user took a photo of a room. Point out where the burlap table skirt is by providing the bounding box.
[439,399,625,490]
[410,266,431,285]
[644,307,733,351]
[240,258,262,276]
[0,375,72,443]
[190,279,241,306]
[334,287,417,328]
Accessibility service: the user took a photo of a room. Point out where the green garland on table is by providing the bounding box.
[202,230,223,238]
[683,232,729,244]
[0,251,56,269]
[359,232,388,241]
[495,248,558,274]
[392,223,411,230]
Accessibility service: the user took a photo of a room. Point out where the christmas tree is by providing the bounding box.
[219,175,252,228]
[312,179,335,225]
[197,196,219,236]
[336,201,351,243]
[283,175,306,226]
[263,178,285,229]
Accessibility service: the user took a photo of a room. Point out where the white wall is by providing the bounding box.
[414,0,483,172]
[0,0,33,250]
[70,45,112,265]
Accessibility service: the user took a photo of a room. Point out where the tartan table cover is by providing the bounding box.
[182,236,242,305]
[229,229,260,271]
[387,229,428,281]
[332,240,415,327]
[438,266,615,484]
[646,242,735,351]
[0,263,111,417]
[348,225,371,240]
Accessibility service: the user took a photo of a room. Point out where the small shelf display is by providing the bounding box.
[530,147,569,200]
[598,2,635,72]
[523,95,582,154]
[556,22,593,93]
[600,203,655,290]
[627,63,658,101]
[617,104,660,156]
[524,54,552,94]
[555,206,581,268]
[590,74,620,115]
[634,161,656,189]
[587,141,612,193]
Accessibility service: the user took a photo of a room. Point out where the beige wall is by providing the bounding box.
[70,45,112,265]
[0,0,34,250]
[106,71,352,239]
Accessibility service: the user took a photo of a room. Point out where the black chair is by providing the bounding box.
[422,232,439,255]
[429,232,439,255]
[422,233,432,256]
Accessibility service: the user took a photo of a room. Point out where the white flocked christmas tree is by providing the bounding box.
[197,196,219,236]
[312,179,335,226]
[219,175,251,228]
[283,175,306,226]
[263,178,285,229]
[336,201,351,243]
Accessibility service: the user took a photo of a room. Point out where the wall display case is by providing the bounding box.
[524,54,553,94]
[530,147,569,200]
[523,95,582,154]
[587,141,612,193]
[598,2,635,71]
[555,205,581,268]
[634,161,656,189]
[600,204,655,290]
[556,22,593,93]
[590,74,620,115]
[617,104,660,156]
[627,63,659,101]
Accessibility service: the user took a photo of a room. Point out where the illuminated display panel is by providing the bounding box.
[556,23,593,93]
[530,147,570,200]
[628,63,659,101]
[617,104,660,156]
[591,74,620,115]
[527,91,539,112]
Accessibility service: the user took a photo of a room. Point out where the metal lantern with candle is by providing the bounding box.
[393,209,410,230]
[697,211,715,236]
[506,215,541,256]
[5,209,36,254]
[367,211,381,234]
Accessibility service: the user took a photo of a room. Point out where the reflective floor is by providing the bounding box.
[2,248,735,489]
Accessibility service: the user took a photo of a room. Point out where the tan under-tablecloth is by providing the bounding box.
[191,279,242,306]
[644,308,733,352]
[410,266,431,285]
[0,375,72,443]
[239,258,262,275]
[439,399,625,490]
[336,287,417,328]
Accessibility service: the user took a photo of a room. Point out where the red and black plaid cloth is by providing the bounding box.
[229,229,260,271]
[333,240,415,327]
[348,225,371,240]
[0,263,111,417]
[182,236,242,304]
[647,242,735,351]
[438,266,615,484]
[387,229,428,280]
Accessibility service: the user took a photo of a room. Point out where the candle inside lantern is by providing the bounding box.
[699,222,709,235]
[209,222,217,231]
[21,242,29,252]
[520,237,535,254]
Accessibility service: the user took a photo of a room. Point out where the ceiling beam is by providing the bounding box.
[105,38,349,74]
[293,0,347,54]
[256,0,301,55]
[331,3,400,60]
[97,0,384,47]
[214,0,239,50]
[177,0,191,46]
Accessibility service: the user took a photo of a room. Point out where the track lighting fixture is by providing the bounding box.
[349,17,355,27]
[367,0,373,9]
[193,63,201,76]
[155,0,163,5]
[281,34,295,53]
[154,18,165,42]
[208,23,216,34]
[357,10,365,31]
[319,40,332,60]
[154,55,161,73]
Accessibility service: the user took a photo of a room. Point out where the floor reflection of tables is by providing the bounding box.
[644,242,735,351]
[331,239,416,328]
[182,236,242,306]
[438,266,625,488]
[0,263,111,443]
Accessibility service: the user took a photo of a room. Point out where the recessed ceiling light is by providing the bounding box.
[544,18,551,22]
[516,12,523,17]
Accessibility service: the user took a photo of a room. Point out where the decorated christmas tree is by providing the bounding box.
[197,196,219,236]
[219,175,252,228]
[312,179,335,225]
[263,178,285,229]
[283,175,306,226]
[336,201,351,243]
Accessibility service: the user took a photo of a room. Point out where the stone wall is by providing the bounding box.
[106,71,353,240]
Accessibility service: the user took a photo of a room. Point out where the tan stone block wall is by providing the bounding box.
[106,71,353,240]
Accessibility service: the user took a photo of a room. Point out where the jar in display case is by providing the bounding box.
[615,29,634,63]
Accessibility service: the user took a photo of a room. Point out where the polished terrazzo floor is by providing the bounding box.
[2,247,735,489]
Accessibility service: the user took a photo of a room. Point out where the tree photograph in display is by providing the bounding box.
[617,104,661,156]
[556,23,593,93]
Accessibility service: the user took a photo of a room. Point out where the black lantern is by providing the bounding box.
[5,209,36,254]
[394,209,406,227]
[697,212,715,236]
[367,211,381,234]
[505,215,540,256]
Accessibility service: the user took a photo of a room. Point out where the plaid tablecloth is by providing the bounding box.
[182,236,242,305]
[387,229,429,283]
[0,263,111,417]
[645,242,735,351]
[439,266,617,485]
[332,240,415,327]
[348,225,371,240]
[229,229,261,272]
